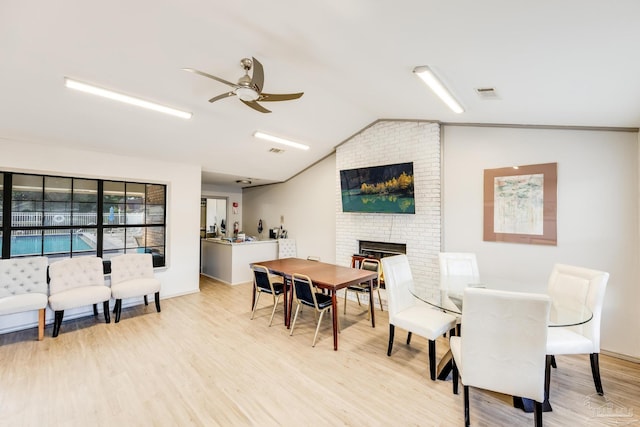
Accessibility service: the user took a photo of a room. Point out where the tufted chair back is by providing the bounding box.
[48,256,105,295]
[110,253,154,285]
[278,239,297,259]
[0,256,48,299]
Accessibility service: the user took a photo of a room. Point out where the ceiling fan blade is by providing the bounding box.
[250,57,264,92]
[182,68,239,88]
[209,92,235,103]
[241,99,271,113]
[258,92,304,102]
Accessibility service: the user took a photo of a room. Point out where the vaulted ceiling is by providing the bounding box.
[2,1,639,188]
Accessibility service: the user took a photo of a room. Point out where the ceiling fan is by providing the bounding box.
[183,57,303,113]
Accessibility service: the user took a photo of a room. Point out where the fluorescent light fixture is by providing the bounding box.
[413,66,464,114]
[253,131,309,151]
[64,77,192,119]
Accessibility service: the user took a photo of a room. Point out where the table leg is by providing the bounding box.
[369,278,376,328]
[332,290,339,351]
[437,350,453,380]
[285,277,293,328]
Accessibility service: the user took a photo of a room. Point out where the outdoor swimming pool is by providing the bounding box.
[8,234,94,256]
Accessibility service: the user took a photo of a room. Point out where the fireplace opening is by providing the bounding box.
[357,240,407,259]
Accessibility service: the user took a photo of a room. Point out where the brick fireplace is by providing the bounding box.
[335,120,442,287]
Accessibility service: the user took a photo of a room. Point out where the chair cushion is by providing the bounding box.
[111,278,161,299]
[347,283,371,292]
[259,282,284,295]
[393,305,457,340]
[48,286,111,311]
[0,293,48,315]
[546,327,595,354]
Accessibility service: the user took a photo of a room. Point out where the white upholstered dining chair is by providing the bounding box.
[382,255,457,381]
[545,263,609,396]
[450,287,551,427]
[438,252,479,326]
[438,252,479,278]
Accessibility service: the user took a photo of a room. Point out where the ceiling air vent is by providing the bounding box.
[269,147,285,154]
[475,87,499,100]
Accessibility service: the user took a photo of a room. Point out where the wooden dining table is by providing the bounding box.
[250,257,378,350]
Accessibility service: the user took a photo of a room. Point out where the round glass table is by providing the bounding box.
[410,275,593,327]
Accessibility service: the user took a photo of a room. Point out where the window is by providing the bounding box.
[1,172,166,269]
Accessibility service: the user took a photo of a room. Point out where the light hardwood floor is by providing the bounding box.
[1,275,639,426]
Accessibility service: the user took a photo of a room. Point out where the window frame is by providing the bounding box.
[0,172,167,271]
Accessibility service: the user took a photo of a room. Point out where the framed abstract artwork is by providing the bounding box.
[483,162,557,245]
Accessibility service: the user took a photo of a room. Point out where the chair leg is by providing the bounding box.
[103,301,110,323]
[387,324,395,356]
[154,292,161,312]
[250,291,262,319]
[53,310,64,337]
[289,303,301,336]
[38,308,45,341]
[550,354,557,368]
[376,289,384,311]
[452,359,459,395]
[312,310,326,347]
[545,355,552,402]
[406,331,412,345]
[343,289,348,314]
[115,299,122,323]
[534,400,543,427]
[268,295,280,326]
[93,304,98,316]
[590,353,604,395]
[463,385,470,427]
[428,339,436,381]
[144,295,149,306]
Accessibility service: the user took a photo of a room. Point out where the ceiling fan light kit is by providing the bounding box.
[413,65,464,114]
[183,57,303,113]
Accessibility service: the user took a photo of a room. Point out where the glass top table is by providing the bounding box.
[410,275,593,327]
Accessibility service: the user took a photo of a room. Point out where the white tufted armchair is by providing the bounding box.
[0,256,49,340]
[110,253,161,323]
[48,256,111,337]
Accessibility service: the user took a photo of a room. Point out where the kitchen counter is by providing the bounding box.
[200,238,278,285]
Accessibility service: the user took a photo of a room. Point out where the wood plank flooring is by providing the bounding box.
[1,275,639,426]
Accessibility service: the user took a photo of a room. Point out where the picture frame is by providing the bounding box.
[483,162,557,245]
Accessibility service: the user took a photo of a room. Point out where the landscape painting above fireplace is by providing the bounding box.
[340,162,415,214]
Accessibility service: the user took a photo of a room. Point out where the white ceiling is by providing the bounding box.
[2,1,640,188]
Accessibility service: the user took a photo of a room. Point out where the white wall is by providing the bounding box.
[0,138,201,333]
[442,125,640,358]
[242,154,336,263]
